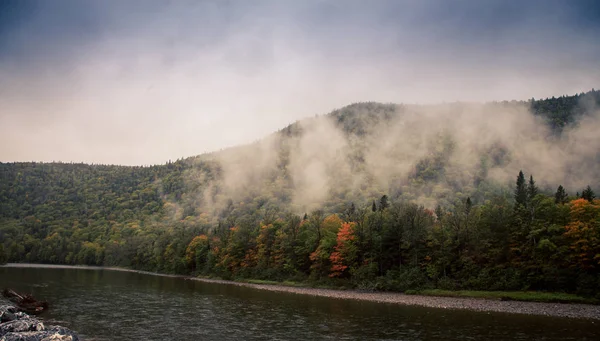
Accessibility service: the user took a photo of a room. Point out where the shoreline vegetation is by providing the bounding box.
[4,264,600,320]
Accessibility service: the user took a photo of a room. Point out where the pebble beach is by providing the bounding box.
[190,277,600,320]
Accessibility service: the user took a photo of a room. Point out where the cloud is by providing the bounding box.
[198,96,599,214]
[0,0,599,165]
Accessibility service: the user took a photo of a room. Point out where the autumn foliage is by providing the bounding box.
[329,222,357,277]
[564,199,600,269]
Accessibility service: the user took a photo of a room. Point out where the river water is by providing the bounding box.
[0,265,598,340]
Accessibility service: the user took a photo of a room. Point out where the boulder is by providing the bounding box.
[0,295,79,341]
[0,306,18,324]
[11,315,26,322]
[0,307,17,315]
[0,318,44,336]
[0,306,29,324]
[0,312,15,324]
[0,326,79,341]
[0,327,79,341]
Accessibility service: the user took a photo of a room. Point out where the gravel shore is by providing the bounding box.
[188,277,600,320]
[5,264,600,320]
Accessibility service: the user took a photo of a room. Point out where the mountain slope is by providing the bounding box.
[1,90,599,295]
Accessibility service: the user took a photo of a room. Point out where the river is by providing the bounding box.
[0,265,598,340]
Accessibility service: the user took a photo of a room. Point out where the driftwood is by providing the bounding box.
[1,289,49,315]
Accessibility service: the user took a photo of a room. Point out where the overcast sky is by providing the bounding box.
[1,0,599,165]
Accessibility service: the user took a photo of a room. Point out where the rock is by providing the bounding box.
[0,326,79,341]
[0,318,44,337]
[0,306,29,324]
[0,298,79,341]
[11,315,26,321]
[0,307,17,315]
[0,306,18,324]
[0,312,15,324]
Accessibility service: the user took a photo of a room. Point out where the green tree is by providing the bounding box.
[0,244,7,265]
[581,185,595,202]
[465,197,472,214]
[555,185,568,204]
[528,175,538,201]
[379,195,389,211]
[514,171,527,208]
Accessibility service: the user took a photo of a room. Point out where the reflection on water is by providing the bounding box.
[0,265,598,340]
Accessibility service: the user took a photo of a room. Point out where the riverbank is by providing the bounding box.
[4,264,600,320]
[188,277,600,320]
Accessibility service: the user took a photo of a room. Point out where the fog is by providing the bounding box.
[1,0,599,166]
[190,98,598,213]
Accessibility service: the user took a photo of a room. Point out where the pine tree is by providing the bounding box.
[465,197,472,214]
[554,185,568,204]
[0,244,6,265]
[379,195,389,211]
[528,175,538,200]
[434,205,444,221]
[581,185,596,202]
[514,170,527,207]
[372,200,377,212]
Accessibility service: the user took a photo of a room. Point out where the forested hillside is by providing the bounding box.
[1,90,599,296]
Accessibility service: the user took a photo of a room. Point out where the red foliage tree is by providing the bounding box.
[329,222,357,277]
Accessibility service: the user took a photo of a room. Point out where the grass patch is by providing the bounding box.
[239,279,310,288]
[407,289,598,304]
[243,279,280,285]
[236,278,352,290]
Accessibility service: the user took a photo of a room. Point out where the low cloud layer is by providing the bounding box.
[184,97,598,215]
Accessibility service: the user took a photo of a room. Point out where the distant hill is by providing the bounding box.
[1,89,599,295]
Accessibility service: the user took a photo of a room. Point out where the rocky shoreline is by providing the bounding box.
[0,301,79,341]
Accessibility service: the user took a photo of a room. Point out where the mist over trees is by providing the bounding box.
[1,90,599,296]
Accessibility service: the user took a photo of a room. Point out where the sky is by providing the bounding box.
[1,0,599,166]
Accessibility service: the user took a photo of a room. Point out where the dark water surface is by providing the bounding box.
[0,265,598,340]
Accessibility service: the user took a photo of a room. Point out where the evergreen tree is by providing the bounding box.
[514,170,527,207]
[528,175,538,200]
[0,244,6,265]
[554,185,568,204]
[434,204,444,221]
[379,195,389,211]
[465,197,472,214]
[581,185,596,202]
[372,200,377,212]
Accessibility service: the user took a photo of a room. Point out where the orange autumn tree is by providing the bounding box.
[564,198,600,269]
[329,222,358,278]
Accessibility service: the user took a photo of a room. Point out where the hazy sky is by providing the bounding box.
[1,0,599,165]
